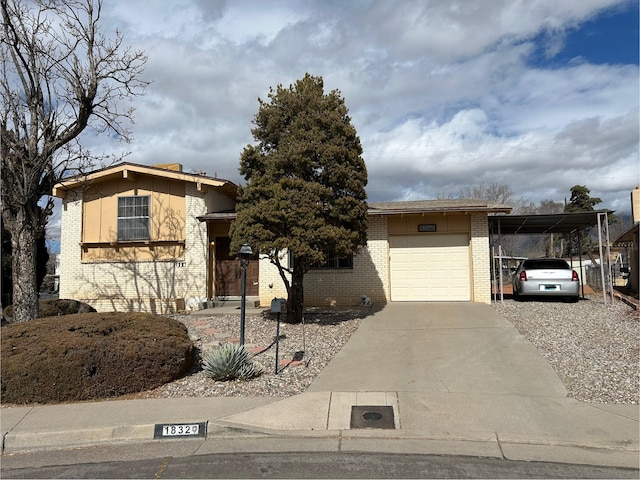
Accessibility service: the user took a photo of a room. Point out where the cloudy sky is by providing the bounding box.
[75,0,638,219]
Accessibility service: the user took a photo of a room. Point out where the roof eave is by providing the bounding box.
[52,162,237,199]
[368,206,512,216]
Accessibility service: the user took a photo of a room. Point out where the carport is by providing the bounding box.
[489,210,615,304]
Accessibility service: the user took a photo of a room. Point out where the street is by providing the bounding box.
[2,446,638,479]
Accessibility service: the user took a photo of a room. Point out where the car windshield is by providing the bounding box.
[523,260,570,270]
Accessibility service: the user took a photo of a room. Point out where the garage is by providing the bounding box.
[390,234,471,301]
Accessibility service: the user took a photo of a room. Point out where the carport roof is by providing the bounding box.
[489,210,614,235]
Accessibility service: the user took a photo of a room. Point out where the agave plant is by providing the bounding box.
[236,361,265,380]
[203,343,263,381]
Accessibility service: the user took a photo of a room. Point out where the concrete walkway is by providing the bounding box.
[1,303,638,469]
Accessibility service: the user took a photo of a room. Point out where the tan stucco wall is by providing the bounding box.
[632,187,640,223]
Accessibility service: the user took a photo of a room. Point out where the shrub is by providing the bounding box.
[203,343,264,381]
[1,312,194,404]
[2,298,97,323]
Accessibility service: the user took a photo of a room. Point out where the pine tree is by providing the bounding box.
[230,74,368,323]
[563,185,603,256]
[564,185,602,213]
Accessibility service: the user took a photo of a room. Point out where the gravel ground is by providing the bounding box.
[493,295,639,405]
[139,308,364,399]
[140,296,639,405]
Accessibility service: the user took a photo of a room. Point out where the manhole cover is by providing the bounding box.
[363,412,383,421]
[350,406,395,429]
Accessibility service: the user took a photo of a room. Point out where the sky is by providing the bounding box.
[50,0,639,238]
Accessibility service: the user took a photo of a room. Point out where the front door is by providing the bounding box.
[214,237,259,297]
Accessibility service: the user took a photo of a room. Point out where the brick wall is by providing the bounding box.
[184,184,208,297]
[61,193,494,310]
[58,190,83,302]
[258,252,288,304]
[258,216,390,307]
[57,184,211,313]
[470,212,491,304]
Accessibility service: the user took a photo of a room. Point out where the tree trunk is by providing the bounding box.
[286,267,305,324]
[6,208,39,322]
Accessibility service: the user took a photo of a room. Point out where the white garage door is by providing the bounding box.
[390,234,471,301]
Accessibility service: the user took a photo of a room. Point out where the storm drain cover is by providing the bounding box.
[350,406,395,429]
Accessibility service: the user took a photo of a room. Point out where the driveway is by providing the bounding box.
[308,302,567,397]
[301,302,638,456]
[214,302,637,467]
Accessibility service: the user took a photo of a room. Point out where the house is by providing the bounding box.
[612,186,639,294]
[52,162,237,313]
[53,162,511,313]
[614,222,639,292]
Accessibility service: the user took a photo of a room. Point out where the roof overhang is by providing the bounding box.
[613,222,638,246]
[52,162,237,200]
[198,199,513,222]
[368,199,512,216]
[489,210,615,235]
[198,211,237,222]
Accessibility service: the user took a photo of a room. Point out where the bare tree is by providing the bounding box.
[458,182,514,205]
[1,0,147,322]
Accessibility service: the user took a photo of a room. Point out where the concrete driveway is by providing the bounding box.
[303,302,638,464]
[308,302,567,397]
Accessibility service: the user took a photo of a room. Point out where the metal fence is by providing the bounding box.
[585,266,603,290]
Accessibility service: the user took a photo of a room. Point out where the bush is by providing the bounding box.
[203,343,264,381]
[1,312,194,404]
[2,298,97,323]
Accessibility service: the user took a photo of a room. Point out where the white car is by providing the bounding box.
[512,258,580,302]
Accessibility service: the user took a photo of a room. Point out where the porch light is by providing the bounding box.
[238,243,253,267]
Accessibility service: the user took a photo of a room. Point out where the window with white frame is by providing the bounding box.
[117,196,150,241]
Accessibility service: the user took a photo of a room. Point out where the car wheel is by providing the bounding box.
[513,287,520,301]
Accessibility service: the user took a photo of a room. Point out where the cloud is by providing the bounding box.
[69,0,638,220]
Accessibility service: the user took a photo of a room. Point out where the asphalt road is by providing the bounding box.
[3,450,638,479]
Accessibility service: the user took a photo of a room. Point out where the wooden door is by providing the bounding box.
[214,237,259,297]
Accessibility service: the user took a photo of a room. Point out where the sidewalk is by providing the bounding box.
[1,303,638,469]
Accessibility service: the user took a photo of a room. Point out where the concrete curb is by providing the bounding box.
[3,422,639,469]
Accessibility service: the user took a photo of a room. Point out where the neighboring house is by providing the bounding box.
[613,186,639,293]
[613,222,639,293]
[53,162,511,313]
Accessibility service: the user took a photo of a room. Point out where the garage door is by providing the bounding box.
[390,234,471,301]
